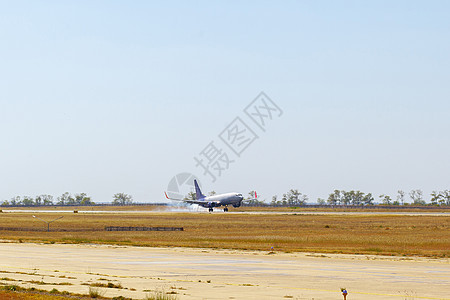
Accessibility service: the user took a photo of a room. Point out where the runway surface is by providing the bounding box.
[0,243,448,299]
[3,209,450,216]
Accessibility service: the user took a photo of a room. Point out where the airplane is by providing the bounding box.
[164,179,257,212]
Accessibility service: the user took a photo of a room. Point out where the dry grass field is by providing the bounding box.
[0,212,449,257]
[0,289,89,300]
[5,204,450,212]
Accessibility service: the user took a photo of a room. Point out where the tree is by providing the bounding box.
[327,193,337,205]
[329,190,375,206]
[409,189,425,205]
[317,198,326,205]
[352,191,365,205]
[281,193,289,205]
[327,190,339,205]
[327,190,349,205]
[184,191,196,200]
[81,197,94,205]
[430,191,441,206]
[73,193,91,205]
[74,193,93,205]
[271,195,278,206]
[344,190,364,205]
[57,192,74,206]
[34,195,42,206]
[1,200,9,206]
[397,190,405,205]
[342,191,355,205]
[35,195,53,206]
[282,189,307,206]
[22,196,34,206]
[442,190,450,206]
[112,193,133,205]
[362,193,374,206]
[335,190,343,205]
[301,194,309,204]
[208,191,217,196]
[10,196,21,206]
[42,195,54,206]
[282,190,296,206]
[380,194,392,205]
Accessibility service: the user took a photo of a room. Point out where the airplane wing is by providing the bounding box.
[164,192,212,206]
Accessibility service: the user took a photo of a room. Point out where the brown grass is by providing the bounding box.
[0,286,94,299]
[4,204,450,212]
[0,212,449,257]
[0,291,62,299]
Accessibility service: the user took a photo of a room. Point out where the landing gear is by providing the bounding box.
[224,207,228,212]
[208,208,213,212]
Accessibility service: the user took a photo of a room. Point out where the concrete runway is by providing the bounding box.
[0,242,449,299]
[3,209,450,216]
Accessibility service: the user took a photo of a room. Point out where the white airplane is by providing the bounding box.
[165,180,257,212]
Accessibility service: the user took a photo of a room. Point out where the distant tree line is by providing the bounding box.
[3,188,449,207]
[324,190,374,206]
[318,189,450,206]
[270,189,308,206]
[1,192,134,207]
[247,188,450,207]
[430,190,450,206]
[1,193,94,206]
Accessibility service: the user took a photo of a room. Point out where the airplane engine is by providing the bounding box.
[232,201,241,208]
[208,202,216,208]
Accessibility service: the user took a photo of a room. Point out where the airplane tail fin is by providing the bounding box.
[194,179,205,200]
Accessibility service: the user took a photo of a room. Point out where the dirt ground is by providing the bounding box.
[0,242,448,300]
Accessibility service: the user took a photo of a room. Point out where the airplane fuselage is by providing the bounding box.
[197,192,244,208]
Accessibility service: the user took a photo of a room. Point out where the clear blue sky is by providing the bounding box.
[1,1,449,204]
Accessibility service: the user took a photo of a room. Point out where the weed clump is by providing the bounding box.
[145,289,179,300]
[89,286,105,298]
